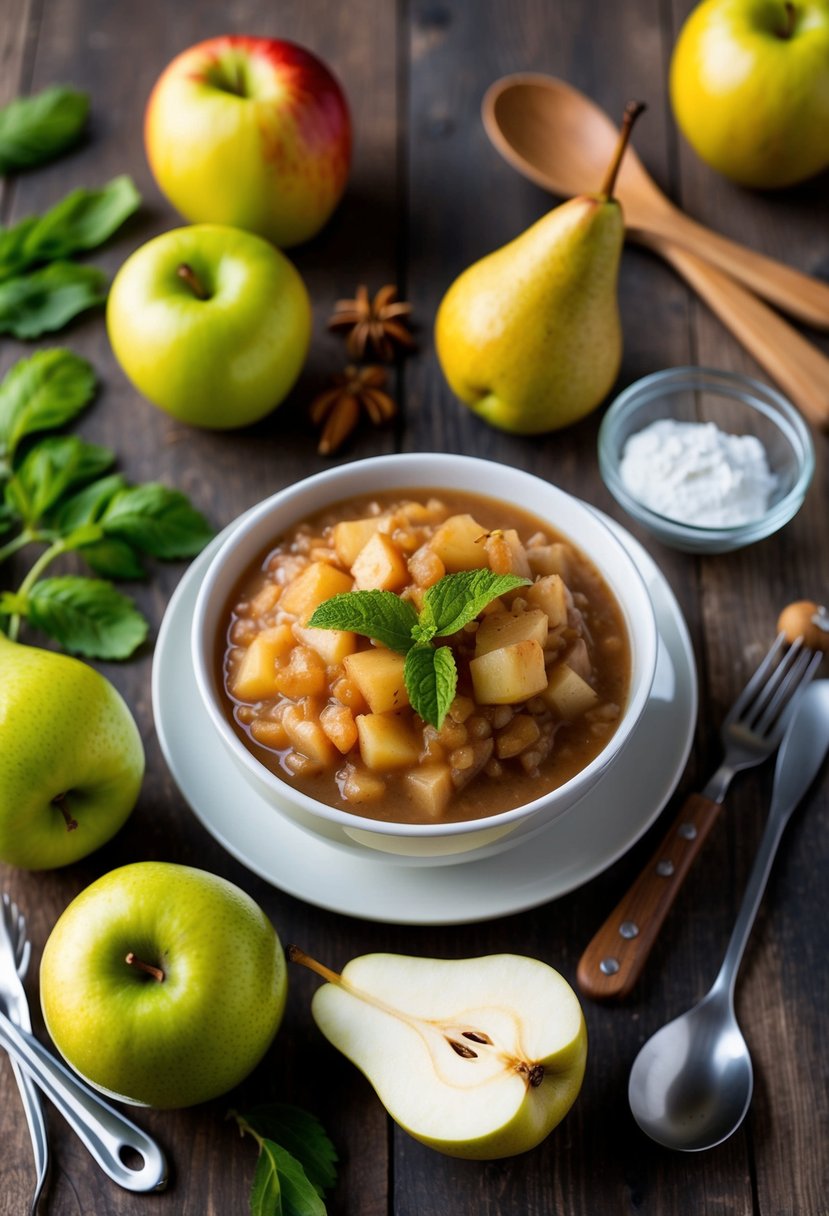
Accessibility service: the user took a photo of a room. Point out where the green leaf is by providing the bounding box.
[21,576,147,658]
[404,642,457,729]
[0,86,89,175]
[425,569,531,637]
[0,176,141,281]
[0,348,95,459]
[253,1140,326,1216]
[49,471,126,531]
[307,590,418,655]
[0,262,107,339]
[7,435,114,523]
[100,483,213,559]
[77,536,146,580]
[241,1105,337,1198]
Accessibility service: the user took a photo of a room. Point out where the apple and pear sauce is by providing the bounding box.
[219,490,630,824]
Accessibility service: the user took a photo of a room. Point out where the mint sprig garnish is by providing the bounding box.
[0,349,212,658]
[233,1104,338,1216]
[0,85,89,175]
[308,568,530,728]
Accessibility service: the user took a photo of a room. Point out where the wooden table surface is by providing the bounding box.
[1,1,827,1213]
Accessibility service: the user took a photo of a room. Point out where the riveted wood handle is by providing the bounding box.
[576,793,722,1001]
[642,236,829,431]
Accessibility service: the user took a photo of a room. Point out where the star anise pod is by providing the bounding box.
[328,284,415,361]
[310,364,397,456]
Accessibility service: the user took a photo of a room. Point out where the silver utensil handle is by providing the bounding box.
[0,1011,167,1193]
[10,1056,49,1205]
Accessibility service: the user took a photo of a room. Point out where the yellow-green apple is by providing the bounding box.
[0,633,144,869]
[670,0,829,188]
[41,862,287,1108]
[107,224,311,429]
[145,36,351,247]
[290,947,587,1159]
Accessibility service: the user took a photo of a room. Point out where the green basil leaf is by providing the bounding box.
[8,435,114,523]
[23,576,147,658]
[0,348,95,460]
[307,589,418,655]
[250,1141,283,1216]
[425,569,531,637]
[0,175,140,280]
[0,501,16,536]
[253,1140,325,1216]
[100,483,213,559]
[241,1105,337,1198]
[77,537,146,580]
[404,642,457,729]
[0,86,88,175]
[0,262,107,339]
[49,471,126,531]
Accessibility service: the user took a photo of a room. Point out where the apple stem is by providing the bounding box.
[287,944,343,986]
[177,263,209,300]
[125,952,165,983]
[600,100,646,199]
[777,1,797,37]
[52,792,78,833]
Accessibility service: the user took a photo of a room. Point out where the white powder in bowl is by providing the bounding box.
[618,419,776,528]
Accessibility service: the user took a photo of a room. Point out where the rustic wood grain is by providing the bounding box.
[0,0,826,1213]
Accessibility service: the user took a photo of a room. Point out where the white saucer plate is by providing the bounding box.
[152,511,697,925]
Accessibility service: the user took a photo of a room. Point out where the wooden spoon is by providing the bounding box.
[483,73,829,332]
[482,74,829,429]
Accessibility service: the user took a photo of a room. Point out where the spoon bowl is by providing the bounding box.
[628,989,753,1152]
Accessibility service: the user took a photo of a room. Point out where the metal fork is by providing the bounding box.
[1,895,49,1215]
[577,621,825,1000]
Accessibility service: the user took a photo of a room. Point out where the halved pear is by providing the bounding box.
[290,948,587,1159]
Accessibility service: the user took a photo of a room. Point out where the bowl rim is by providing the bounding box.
[190,452,658,839]
[598,365,815,542]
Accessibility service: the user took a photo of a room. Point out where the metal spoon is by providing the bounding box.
[628,680,829,1151]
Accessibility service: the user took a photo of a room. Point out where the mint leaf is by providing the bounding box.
[249,1140,282,1216]
[0,262,107,339]
[0,176,141,281]
[252,1140,326,1216]
[21,576,147,658]
[49,472,126,531]
[100,483,213,559]
[0,86,88,175]
[241,1105,337,1198]
[77,537,146,580]
[0,348,95,460]
[404,642,457,729]
[7,435,114,523]
[308,590,417,655]
[425,569,530,637]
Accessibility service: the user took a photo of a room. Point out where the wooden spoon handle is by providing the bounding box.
[636,210,829,332]
[639,233,829,431]
[577,793,721,1001]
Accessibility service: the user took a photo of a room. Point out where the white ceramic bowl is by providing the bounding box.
[191,454,658,865]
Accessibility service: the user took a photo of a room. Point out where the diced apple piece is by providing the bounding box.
[526,575,569,629]
[332,675,369,714]
[484,529,532,579]
[249,717,290,750]
[351,532,409,592]
[282,704,337,765]
[274,645,327,697]
[474,608,548,657]
[344,649,409,714]
[542,663,599,719]
[340,764,387,803]
[469,640,548,705]
[279,562,354,623]
[231,626,295,701]
[293,622,357,665]
[428,513,487,571]
[405,764,453,818]
[408,543,445,588]
[564,637,592,682]
[249,581,281,616]
[356,714,421,770]
[332,517,385,568]
[320,703,359,754]
[527,542,572,580]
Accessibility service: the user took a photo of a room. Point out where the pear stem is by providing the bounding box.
[52,792,78,833]
[176,263,209,300]
[125,953,165,982]
[777,1,797,37]
[287,944,342,986]
[599,100,646,199]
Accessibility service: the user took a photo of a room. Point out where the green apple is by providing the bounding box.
[106,224,311,429]
[144,36,351,248]
[290,947,587,1159]
[41,862,287,1108]
[670,0,829,188]
[0,633,144,869]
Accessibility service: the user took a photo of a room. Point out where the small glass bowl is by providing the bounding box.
[598,367,815,554]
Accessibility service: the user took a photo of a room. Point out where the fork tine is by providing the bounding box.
[724,632,787,725]
[742,636,806,728]
[755,646,823,738]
